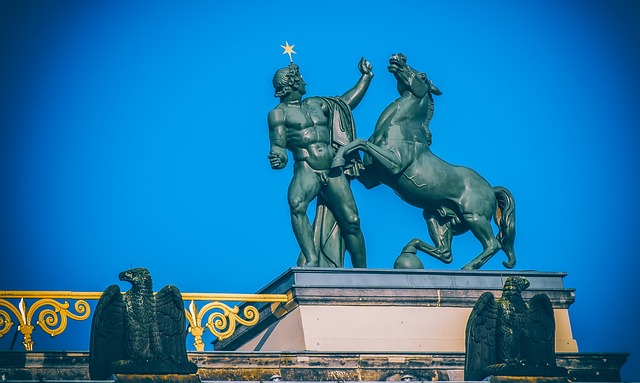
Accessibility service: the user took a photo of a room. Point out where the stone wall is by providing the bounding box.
[0,351,628,382]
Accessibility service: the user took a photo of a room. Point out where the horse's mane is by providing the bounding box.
[426,92,435,127]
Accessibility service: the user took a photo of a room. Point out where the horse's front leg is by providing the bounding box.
[333,140,405,175]
[332,138,368,168]
[362,141,405,175]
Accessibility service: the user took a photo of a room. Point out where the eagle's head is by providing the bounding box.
[119,267,153,290]
[502,276,530,298]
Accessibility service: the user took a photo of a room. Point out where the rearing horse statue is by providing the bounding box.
[333,53,516,270]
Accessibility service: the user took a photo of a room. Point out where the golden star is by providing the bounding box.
[281,41,296,62]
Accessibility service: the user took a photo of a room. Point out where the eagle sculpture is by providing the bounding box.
[464,276,567,380]
[89,268,198,379]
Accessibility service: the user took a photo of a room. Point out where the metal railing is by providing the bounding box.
[0,291,290,351]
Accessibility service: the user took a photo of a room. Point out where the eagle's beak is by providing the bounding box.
[119,271,132,282]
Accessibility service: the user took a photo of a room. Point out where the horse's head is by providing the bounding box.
[388,53,426,96]
[388,53,441,98]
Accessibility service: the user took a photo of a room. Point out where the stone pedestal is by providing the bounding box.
[214,268,578,353]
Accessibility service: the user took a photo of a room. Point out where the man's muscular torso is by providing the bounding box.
[278,97,335,171]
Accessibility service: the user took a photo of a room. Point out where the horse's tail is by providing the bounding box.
[493,186,516,268]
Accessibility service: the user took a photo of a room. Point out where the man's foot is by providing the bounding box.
[300,254,318,267]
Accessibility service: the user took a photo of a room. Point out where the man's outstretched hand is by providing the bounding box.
[358,57,374,77]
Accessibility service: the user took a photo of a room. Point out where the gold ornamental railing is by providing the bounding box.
[0,291,290,351]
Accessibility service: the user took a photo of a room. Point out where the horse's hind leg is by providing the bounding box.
[400,213,453,264]
[461,213,501,270]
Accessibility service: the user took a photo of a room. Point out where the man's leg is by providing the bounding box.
[322,173,366,268]
[288,164,322,266]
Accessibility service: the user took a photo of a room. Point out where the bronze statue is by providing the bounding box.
[268,58,373,268]
[464,276,567,380]
[333,53,516,270]
[89,268,198,380]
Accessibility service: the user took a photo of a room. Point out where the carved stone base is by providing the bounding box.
[114,374,200,383]
[489,376,569,383]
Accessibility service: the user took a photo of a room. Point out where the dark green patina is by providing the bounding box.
[334,53,516,270]
[89,268,197,380]
[465,276,567,380]
[268,59,373,268]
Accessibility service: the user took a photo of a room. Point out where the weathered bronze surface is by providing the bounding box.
[89,268,198,379]
[268,59,373,268]
[465,276,567,380]
[333,53,516,270]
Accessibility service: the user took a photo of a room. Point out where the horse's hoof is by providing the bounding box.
[502,259,516,269]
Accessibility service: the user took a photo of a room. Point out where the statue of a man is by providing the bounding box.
[268,58,373,268]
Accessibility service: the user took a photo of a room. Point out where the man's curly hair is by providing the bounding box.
[273,63,301,98]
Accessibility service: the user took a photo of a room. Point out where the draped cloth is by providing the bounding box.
[297,96,363,268]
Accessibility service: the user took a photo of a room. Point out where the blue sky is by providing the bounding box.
[1,1,639,380]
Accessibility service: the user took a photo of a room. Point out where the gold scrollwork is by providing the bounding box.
[0,299,20,337]
[34,299,91,337]
[0,297,90,350]
[186,301,259,351]
[1,291,288,351]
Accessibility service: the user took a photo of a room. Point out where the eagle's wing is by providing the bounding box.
[464,291,499,381]
[155,285,189,362]
[523,293,556,365]
[89,284,125,380]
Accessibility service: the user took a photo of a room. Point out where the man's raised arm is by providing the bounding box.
[341,57,374,110]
